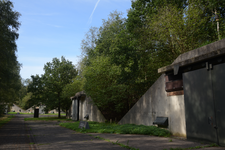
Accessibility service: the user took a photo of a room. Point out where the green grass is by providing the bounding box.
[0,115,14,128]
[24,116,72,122]
[41,113,66,116]
[8,112,34,115]
[60,121,171,137]
[8,112,66,116]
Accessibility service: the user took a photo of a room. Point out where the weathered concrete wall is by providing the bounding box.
[173,38,225,64]
[168,95,186,137]
[79,96,106,123]
[11,104,26,113]
[118,75,186,137]
[26,106,34,113]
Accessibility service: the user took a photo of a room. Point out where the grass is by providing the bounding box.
[41,113,66,116]
[60,121,171,137]
[0,115,14,128]
[8,112,34,115]
[24,116,72,122]
[8,112,66,116]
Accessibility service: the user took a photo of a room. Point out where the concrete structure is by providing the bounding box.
[70,91,106,122]
[26,106,34,113]
[119,38,225,140]
[48,109,58,114]
[11,104,26,113]
[119,75,186,137]
[25,105,46,114]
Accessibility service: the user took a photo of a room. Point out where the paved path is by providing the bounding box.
[0,115,225,150]
[0,114,34,150]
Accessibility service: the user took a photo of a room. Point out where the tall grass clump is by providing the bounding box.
[60,121,171,137]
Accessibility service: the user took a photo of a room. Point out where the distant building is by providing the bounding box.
[10,104,26,113]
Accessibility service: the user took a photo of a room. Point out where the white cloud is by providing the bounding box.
[87,0,101,25]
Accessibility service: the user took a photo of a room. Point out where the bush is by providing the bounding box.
[60,121,171,137]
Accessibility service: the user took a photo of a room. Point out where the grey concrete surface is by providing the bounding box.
[91,133,225,150]
[27,120,125,150]
[1,114,224,150]
[0,114,34,150]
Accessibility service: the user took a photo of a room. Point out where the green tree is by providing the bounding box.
[0,0,21,114]
[43,56,78,118]
[83,56,127,120]
[61,75,84,117]
[27,75,45,107]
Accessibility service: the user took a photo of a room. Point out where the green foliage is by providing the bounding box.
[78,0,225,121]
[0,0,21,105]
[83,56,127,111]
[60,121,171,137]
[27,56,78,118]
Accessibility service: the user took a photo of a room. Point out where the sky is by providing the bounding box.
[11,0,133,79]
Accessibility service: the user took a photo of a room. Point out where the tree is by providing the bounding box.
[0,0,21,114]
[61,75,84,117]
[43,56,78,118]
[27,75,45,107]
[83,56,127,120]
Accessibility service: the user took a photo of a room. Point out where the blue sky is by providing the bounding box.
[11,0,132,79]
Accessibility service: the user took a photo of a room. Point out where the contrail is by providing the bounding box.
[88,0,100,25]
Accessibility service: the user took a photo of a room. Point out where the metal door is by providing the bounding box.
[212,63,225,146]
[183,68,218,143]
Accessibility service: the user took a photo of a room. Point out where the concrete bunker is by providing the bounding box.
[119,38,225,145]
[70,91,106,123]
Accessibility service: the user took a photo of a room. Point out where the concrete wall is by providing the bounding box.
[26,106,34,113]
[118,74,186,137]
[11,104,26,113]
[79,96,106,123]
[173,38,225,64]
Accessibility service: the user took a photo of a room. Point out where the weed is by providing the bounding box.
[169,139,172,142]
[29,142,34,145]
[60,121,171,137]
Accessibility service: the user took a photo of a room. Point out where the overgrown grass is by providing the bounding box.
[0,115,14,128]
[60,121,171,137]
[24,116,72,122]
